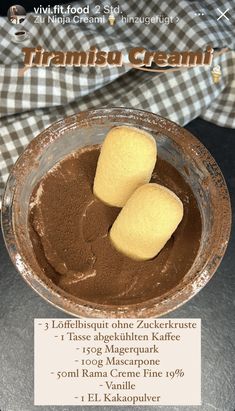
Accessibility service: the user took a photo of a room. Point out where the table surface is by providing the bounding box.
[0,118,234,411]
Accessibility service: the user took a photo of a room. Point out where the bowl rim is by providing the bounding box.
[1,107,232,318]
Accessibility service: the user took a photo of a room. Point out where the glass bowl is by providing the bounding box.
[1,108,231,317]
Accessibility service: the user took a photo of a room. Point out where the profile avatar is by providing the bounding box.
[7,5,26,24]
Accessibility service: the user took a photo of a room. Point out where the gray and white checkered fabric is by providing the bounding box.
[0,0,234,202]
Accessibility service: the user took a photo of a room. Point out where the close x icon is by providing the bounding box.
[216,7,230,20]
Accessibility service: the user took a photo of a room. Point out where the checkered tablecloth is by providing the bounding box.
[0,0,234,203]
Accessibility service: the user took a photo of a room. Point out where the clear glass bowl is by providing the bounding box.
[1,108,231,317]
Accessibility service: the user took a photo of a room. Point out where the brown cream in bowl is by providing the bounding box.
[29,144,202,306]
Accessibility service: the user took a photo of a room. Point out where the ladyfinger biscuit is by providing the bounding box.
[93,126,157,207]
[110,183,183,260]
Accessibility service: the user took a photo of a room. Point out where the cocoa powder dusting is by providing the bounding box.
[29,144,202,305]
